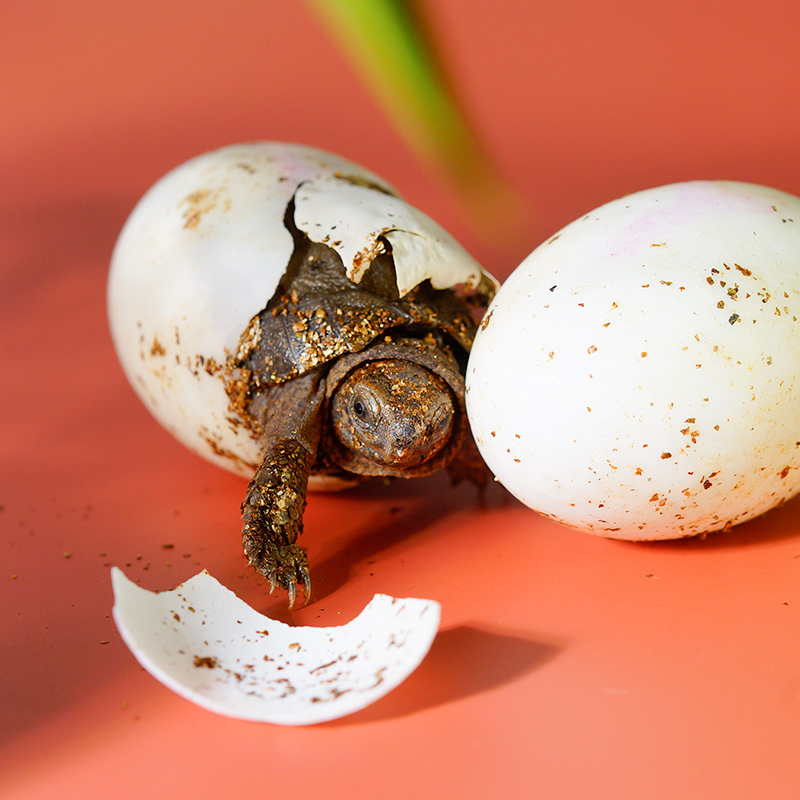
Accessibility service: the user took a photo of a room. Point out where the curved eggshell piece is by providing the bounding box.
[294,176,489,296]
[111,568,440,725]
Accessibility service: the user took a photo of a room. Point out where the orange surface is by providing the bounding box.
[3,2,800,798]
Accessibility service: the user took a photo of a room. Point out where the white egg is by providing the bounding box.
[466,181,800,539]
[107,142,490,479]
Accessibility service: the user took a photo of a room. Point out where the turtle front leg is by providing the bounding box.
[241,370,325,607]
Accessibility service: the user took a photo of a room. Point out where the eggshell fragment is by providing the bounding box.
[294,176,487,295]
[111,568,440,724]
[466,181,800,540]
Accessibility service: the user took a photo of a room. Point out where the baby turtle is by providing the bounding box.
[227,210,494,606]
[108,143,497,607]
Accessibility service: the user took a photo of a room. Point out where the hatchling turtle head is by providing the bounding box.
[330,358,455,470]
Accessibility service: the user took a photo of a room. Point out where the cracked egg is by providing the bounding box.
[112,568,440,724]
[107,142,490,481]
[466,181,800,539]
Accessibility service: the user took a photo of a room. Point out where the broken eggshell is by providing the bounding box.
[111,568,440,724]
[466,181,800,540]
[107,142,490,480]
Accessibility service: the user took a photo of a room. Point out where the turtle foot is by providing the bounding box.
[245,539,311,608]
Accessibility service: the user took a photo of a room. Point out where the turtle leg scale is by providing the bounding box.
[241,370,325,607]
[241,440,314,607]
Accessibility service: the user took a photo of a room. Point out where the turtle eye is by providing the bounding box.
[350,389,379,427]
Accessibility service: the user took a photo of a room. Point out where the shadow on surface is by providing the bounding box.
[332,623,562,725]
[622,490,800,554]
[304,474,516,606]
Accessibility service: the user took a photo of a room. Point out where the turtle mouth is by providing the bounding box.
[376,399,454,469]
[393,400,455,462]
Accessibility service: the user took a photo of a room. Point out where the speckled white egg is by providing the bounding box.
[108,142,489,479]
[466,181,800,539]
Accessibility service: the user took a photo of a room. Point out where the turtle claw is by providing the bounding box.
[244,538,311,608]
[283,549,312,609]
[281,558,313,609]
[302,571,312,605]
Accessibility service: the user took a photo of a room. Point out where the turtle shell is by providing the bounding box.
[108,142,497,478]
[230,243,488,391]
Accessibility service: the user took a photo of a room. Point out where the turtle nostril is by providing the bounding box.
[393,434,414,450]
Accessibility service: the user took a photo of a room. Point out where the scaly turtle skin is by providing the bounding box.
[226,211,493,606]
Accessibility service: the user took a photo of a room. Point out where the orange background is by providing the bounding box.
[3,2,800,798]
